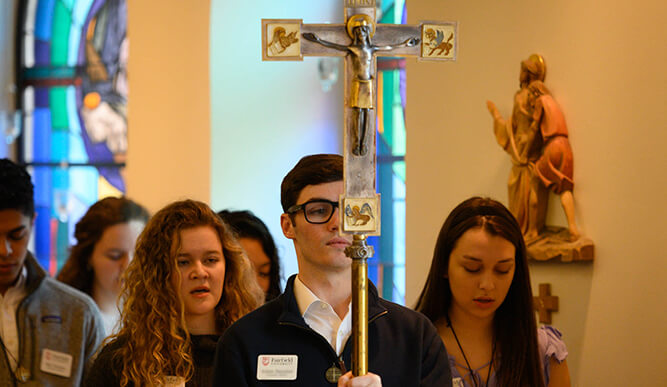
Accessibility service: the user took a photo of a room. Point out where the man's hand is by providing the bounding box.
[337,371,382,387]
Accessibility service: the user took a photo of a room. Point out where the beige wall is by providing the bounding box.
[407,0,667,385]
[124,0,667,384]
[126,1,211,213]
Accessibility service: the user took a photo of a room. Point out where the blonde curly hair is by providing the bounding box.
[109,199,263,386]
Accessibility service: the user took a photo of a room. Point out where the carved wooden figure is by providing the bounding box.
[487,54,594,262]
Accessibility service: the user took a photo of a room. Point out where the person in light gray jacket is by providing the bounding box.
[0,158,105,386]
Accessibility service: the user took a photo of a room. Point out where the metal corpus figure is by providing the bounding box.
[303,14,420,156]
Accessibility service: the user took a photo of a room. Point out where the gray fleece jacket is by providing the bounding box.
[0,252,105,386]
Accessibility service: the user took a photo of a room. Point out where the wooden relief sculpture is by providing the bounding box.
[487,54,594,262]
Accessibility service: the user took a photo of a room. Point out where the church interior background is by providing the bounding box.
[1,1,665,385]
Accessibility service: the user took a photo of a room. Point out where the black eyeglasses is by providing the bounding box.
[287,199,339,224]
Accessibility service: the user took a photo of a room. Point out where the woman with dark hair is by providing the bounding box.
[218,209,282,301]
[57,196,149,334]
[85,199,264,386]
[415,197,570,387]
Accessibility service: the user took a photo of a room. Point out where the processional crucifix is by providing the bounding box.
[262,0,456,379]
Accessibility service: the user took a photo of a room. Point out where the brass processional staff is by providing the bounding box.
[261,0,457,377]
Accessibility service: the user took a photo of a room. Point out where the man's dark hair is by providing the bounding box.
[280,154,343,212]
[0,159,35,217]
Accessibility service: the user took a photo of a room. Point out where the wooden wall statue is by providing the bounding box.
[487,54,594,262]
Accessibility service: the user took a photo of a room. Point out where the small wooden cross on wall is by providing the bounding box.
[533,283,559,324]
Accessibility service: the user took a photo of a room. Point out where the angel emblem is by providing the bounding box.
[425,28,453,56]
[345,203,374,226]
[268,26,299,55]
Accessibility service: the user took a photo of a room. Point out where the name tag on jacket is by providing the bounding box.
[256,355,298,380]
[40,349,72,378]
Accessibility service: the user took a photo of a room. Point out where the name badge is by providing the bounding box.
[256,355,298,380]
[164,376,185,387]
[40,349,72,378]
[453,377,465,387]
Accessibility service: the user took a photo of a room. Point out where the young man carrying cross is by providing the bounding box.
[0,159,105,385]
[213,154,452,386]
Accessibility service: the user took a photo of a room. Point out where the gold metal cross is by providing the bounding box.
[262,0,457,376]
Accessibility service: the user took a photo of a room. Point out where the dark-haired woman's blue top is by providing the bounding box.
[449,326,568,387]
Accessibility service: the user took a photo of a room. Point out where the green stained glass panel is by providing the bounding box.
[392,161,405,184]
[61,0,75,9]
[49,87,69,131]
[56,219,69,272]
[51,1,72,66]
[381,70,395,149]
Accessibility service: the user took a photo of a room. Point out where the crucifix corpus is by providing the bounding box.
[262,0,457,378]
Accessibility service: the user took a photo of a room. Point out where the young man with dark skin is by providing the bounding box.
[214,154,452,387]
[0,159,104,385]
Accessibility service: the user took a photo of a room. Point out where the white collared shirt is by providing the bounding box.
[0,265,28,370]
[293,275,352,355]
[100,308,121,337]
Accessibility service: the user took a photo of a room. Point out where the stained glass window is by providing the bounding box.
[368,0,407,304]
[17,0,128,274]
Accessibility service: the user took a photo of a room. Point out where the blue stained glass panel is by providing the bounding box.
[69,167,98,205]
[33,166,52,208]
[34,87,49,108]
[72,0,95,27]
[32,108,51,162]
[18,0,128,274]
[35,0,56,41]
[34,205,51,270]
[51,131,69,160]
[67,23,83,66]
[52,169,68,190]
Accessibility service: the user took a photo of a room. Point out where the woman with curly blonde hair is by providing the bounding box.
[85,199,264,386]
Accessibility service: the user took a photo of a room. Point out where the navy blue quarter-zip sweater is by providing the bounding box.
[213,275,452,387]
